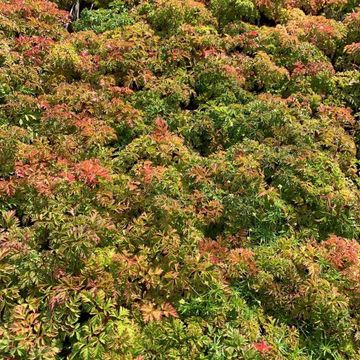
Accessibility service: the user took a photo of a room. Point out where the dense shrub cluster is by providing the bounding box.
[0,0,359,359]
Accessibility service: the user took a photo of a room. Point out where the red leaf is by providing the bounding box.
[253,340,272,353]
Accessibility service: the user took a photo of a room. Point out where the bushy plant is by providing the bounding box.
[72,1,134,33]
[0,0,359,359]
[210,0,259,27]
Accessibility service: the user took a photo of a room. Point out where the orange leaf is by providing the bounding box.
[161,303,178,318]
[141,303,162,323]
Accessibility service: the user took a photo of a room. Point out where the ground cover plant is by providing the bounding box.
[0,0,359,358]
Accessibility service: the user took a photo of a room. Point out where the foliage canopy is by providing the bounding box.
[0,0,359,358]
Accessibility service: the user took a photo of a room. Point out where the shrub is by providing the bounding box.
[210,0,259,27]
[0,0,359,358]
[72,1,134,33]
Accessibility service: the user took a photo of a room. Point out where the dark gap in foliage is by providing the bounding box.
[19,288,29,299]
[181,93,198,111]
[17,211,35,228]
[58,335,72,358]
[257,13,277,27]
[129,82,145,92]
[203,221,225,240]
[78,306,92,324]
[38,227,51,251]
